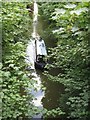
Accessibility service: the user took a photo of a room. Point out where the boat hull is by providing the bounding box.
[35,61,46,70]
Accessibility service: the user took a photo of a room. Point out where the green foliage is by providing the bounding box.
[43,108,65,118]
[2,2,90,119]
[41,2,90,119]
[2,2,38,119]
[39,3,57,48]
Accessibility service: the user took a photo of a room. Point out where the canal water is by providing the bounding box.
[25,2,64,119]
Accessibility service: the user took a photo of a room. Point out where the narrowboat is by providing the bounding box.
[35,37,47,70]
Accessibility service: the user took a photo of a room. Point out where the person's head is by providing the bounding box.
[39,37,42,41]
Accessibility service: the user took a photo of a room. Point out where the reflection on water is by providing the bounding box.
[31,72,44,107]
[25,37,64,119]
[42,81,63,110]
[25,2,64,118]
[27,67,64,119]
[25,40,35,70]
[28,71,44,119]
[36,70,64,111]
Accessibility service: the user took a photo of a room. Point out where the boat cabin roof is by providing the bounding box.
[36,39,47,56]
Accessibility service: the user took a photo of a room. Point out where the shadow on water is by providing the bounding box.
[36,69,64,110]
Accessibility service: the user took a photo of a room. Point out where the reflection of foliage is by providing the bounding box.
[2,2,38,119]
[41,2,90,119]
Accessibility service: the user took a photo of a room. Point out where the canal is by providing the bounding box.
[26,2,64,118]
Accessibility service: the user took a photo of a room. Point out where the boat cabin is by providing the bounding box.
[35,37,47,69]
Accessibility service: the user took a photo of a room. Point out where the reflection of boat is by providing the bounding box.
[35,37,47,70]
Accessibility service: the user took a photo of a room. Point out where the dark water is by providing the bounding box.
[32,15,64,117]
[36,70,64,111]
[26,12,64,119]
